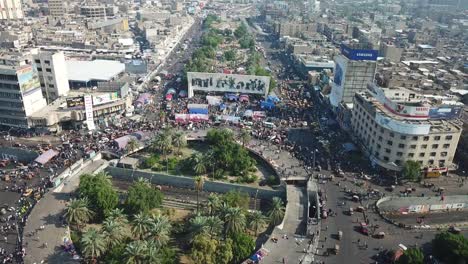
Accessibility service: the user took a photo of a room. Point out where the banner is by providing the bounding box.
[66,97,84,108]
[375,113,431,135]
[84,95,95,130]
[341,44,378,61]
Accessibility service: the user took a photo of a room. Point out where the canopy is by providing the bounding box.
[34,149,59,165]
[166,88,176,95]
[225,93,238,101]
[206,96,222,106]
[165,93,173,101]
[219,103,226,111]
[239,94,249,102]
[243,110,253,117]
[261,100,275,110]
[178,90,187,97]
[175,114,209,123]
[267,95,281,102]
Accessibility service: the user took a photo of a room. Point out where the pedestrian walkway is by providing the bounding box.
[23,160,107,264]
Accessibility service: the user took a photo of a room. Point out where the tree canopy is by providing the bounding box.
[402,160,422,182]
[124,179,164,215]
[230,232,255,263]
[396,247,424,264]
[79,172,119,220]
[432,232,468,263]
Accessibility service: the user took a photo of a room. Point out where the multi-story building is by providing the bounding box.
[32,50,70,103]
[48,0,65,17]
[80,5,116,19]
[329,44,378,107]
[0,0,23,20]
[351,83,463,175]
[0,53,47,128]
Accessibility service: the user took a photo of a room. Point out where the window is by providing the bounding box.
[374,152,379,157]
[434,136,441,141]
[398,144,405,148]
[380,128,384,133]
[377,144,381,149]
[446,135,453,140]
[37,68,42,72]
[410,145,417,149]
[443,144,450,149]
[378,136,383,141]
[428,160,434,165]
[389,132,395,138]
[432,144,439,149]
[419,153,425,157]
[396,152,403,157]
[430,152,436,157]
[412,136,418,140]
[46,68,51,73]
[421,144,427,149]
[34,59,40,64]
[383,156,389,161]
[408,153,414,157]
[400,135,407,140]
[441,152,447,157]
[423,136,429,141]
[387,140,393,146]
[48,84,54,88]
[439,160,446,167]
[385,148,391,154]
[395,160,401,165]
[44,60,50,64]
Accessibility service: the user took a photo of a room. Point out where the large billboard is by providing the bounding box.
[66,97,85,108]
[187,72,270,98]
[341,44,378,61]
[17,65,41,94]
[375,113,431,135]
[329,57,347,107]
[84,95,95,130]
[92,92,119,106]
[429,107,462,120]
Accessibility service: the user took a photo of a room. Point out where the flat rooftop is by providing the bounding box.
[66,60,125,83]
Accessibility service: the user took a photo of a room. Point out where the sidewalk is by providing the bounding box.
[23,160,107,264]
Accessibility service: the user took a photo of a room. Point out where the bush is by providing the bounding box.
[266,176,279,186]
[237,174,258,184]
[164,157,179,171]
[124,180,164,215]
[143,154,160,169]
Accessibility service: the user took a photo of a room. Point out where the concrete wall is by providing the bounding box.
[0,147,38,163]
[106,166,286,200]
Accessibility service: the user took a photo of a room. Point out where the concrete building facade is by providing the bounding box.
[329,44,378,107]
[0,55,47,128]
[351,84,462,173]
[48,0,65,17]
[33,51,70,103]
[0,0,23,20]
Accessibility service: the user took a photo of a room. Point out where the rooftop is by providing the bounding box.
[66,60,125,82]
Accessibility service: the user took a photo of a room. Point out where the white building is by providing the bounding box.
[0,0,23,20]
[33,51,70,103]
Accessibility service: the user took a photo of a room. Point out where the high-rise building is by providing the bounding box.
[329,44,378,107]
[351,84,463,174]
[0,53,47,128]
[48,0,65,17]
[0,0,24,20]
[33,51,70,103]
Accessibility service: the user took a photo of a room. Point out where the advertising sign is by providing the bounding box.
[375,113,431,135]
[341,44,378,61]
[92,92,119,106]
[17,65,41,94]
[333,63,343,86]
[84,95,95,130]
[66,97,85,108]
[429,107,462,120]
[393,104,429,117]
[187,72,270,98]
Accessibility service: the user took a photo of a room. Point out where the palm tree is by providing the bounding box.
[224,207,246,237]
[248,210,267,236]
[172,132,187,155]
[144,240,163,264]
[152,131,173,173]
[206,193,221,216]
[268,197,286,226]
[64,198,94,228]
[126,138,140,153]
[206,216,223,238]
[102,219,125,247]
[149,215,171,247]
[107,208,128,224]
[124,240,147,264]
[194,176,205,214]
[204,149,216,179]
[95,171,112,184]
[131,213,153,240]
[238,129,251,147]
[81,227,106,262]
[192,153,207,175]
[188,215,209,239]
